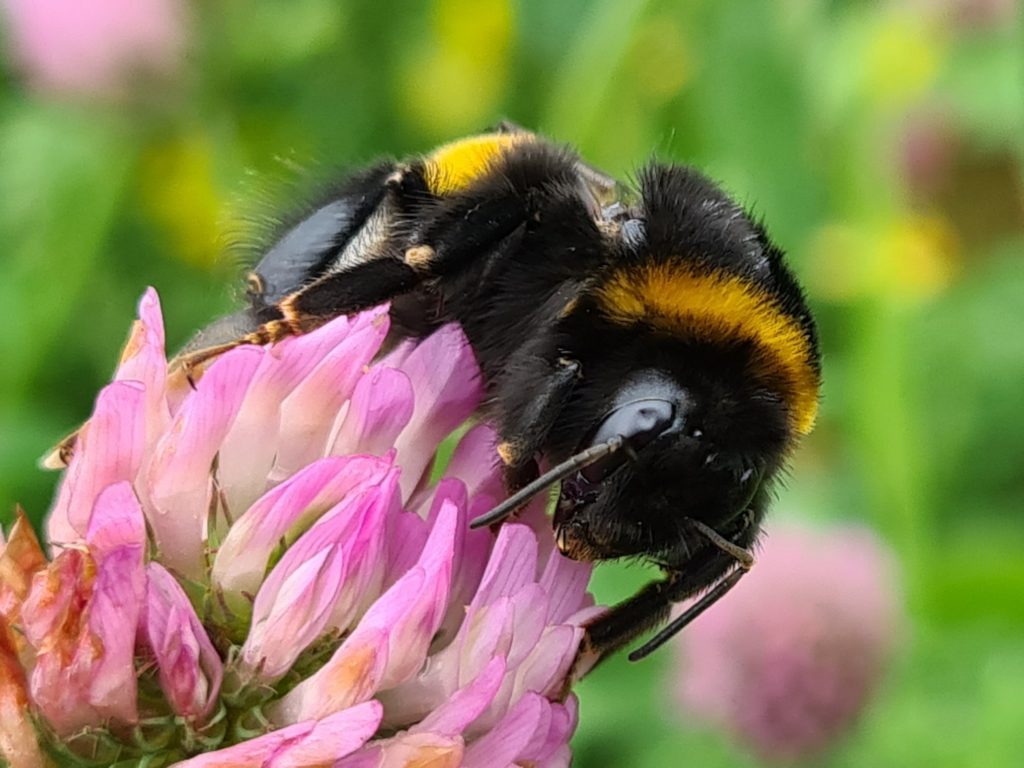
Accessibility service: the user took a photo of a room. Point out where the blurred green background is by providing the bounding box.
[1,0,1022,765]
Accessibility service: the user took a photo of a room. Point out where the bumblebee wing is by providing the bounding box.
[176,309,262,356]
[251,163,398,306]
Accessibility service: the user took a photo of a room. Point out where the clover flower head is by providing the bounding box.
[0,289,599,767]
[674,523,903,762]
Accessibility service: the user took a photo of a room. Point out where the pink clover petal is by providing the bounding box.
[28,543,144,733]
[19,550,81,649]
[391,324,484,499]
[271,309,390,480]
[456,598,516,687]
[440,423,504,503]
[328,365,415,458]
[171,723,313,768]
[320,470,400,628]
[408,656,506,737]
[539,548,594,624]
[212,454,392,601]
[539,746,573,768]
[160,609,204,716]
[241,544,348,683]
[271,627,390,725]
[419,479,470,646]
[335,732,464,768]
[174,701,381,768]
[83,545,145,723]
[144,346,262,578]
[21,553,93,733]
[376,500,458,690]
[115,287,171,449]
[473,618,574,733]
[145,563,222,720]
[510,624,582,702]
[379,597,515,728]
[503,583,549,671]
[530,696,580,765]
[46,381,146,544]
[267,701,384,768]
[462,692,550,768]
[84,481,146,560]
[469,523,538,609]
[381,510,428,589]
[274,501,458,723]
[216,313,356,509]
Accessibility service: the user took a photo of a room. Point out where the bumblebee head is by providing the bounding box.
[550,361,790,564]
[547,162,820,566]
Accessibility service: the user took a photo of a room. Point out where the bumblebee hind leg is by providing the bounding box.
[170,314,294,376]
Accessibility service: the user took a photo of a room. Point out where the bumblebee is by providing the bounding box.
[178,128,821,664]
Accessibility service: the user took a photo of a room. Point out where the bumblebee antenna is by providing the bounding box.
[469,436,624,529]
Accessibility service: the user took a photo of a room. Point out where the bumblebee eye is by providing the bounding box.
[581,399,675,483]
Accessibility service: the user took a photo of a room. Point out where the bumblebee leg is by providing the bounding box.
[279,257,423,330]
[176,309,262,357]
[497,357,581,487]
[628,566,749,661]
[404,194,529,279]
[169,316,294,379]
[575,547,737,674]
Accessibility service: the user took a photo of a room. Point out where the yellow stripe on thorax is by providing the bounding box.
[596,264,820,435]
[423,132,533,196]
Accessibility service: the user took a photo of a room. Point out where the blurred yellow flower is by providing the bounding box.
[882,215,959,297]
[139,133,225,270]
[864,11,945,107]
[807,215,958,302]
[627,16,695,106]
[398,0,513,138]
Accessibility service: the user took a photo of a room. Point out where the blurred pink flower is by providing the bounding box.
[674,524,903,762]
[910,0,1020,29]
[0,289,596,767]
[1,0,187,98]
[897,107,958,200]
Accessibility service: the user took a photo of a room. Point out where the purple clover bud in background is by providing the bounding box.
[0,290,598,767]
[674,524,903,762]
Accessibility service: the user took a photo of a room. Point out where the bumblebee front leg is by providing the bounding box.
[497,356,582,491]
[576,545,747,674]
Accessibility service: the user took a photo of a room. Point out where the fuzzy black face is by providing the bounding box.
[549,335,792,569]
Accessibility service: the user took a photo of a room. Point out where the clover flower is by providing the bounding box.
[0,289,598,767]
[2,0,187,99]
[673,523,903,762]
